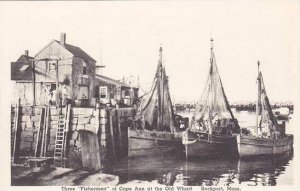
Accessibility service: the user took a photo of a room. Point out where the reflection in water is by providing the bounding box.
[106,111,293,186]
[107,151,293,186]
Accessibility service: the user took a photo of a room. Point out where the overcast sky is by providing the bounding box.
[0,1,299,103]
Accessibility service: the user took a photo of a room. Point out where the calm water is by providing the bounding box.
[106,110,294,186]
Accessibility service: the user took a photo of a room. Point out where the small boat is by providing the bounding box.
[273,107,290,121]
[182,39,240,158]
[237,61,293,158]
[128,47,184,157]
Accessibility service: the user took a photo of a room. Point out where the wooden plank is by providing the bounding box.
[79,131,102,170]
[40,107,47,156]
[43,105,50,157]
[35,108,45,157]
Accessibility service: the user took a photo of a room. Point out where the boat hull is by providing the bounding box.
[183,132,238,158]
[128,129,182,157]
[237,134,293,158]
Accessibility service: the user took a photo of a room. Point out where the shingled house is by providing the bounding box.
[11,33,96,106]
[11,33,139,107]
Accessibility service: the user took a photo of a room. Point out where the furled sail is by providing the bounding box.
[134,47,175,133]
[191,39,239,133]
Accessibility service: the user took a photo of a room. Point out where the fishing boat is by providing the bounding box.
[237,61,293,158]
[128,47,184,157]
[182,39,240,158]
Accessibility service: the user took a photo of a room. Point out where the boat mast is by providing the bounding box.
[157,47,163,130]
[208,38,214,139]
[256,61,262,136]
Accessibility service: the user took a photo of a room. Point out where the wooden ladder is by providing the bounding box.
[54,104,71,168]
[54,114,66,167]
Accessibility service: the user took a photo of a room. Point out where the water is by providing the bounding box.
[106,110,294,186]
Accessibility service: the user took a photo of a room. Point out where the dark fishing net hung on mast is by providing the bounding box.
[134,47,175,133]
[192,39,237,131]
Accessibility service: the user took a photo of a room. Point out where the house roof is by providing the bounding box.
[96,74,138,89]
[11,55,33,81]
[54,40,96,62]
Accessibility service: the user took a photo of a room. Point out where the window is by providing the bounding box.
[83,62,87,75]
[78,86,89,99]
[48,61,56,71]
[20,65,29,71]
[99,86,108,98]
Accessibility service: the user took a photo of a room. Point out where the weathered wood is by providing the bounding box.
[79,131,102,170]
[116,109,122,153]
[35,108,45,157]
[40,106,47,157]
[56,59,59,108]
[237,134,294,158]
[13,99,21,163]
[43,106,50,157]
[109,111,116,159]
[63,104,71,161]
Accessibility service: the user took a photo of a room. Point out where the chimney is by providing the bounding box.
[25,50,29,57]
[60,33,66,46]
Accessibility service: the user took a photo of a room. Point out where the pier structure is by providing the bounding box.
[11,104,135,170]
[10,33,138,170]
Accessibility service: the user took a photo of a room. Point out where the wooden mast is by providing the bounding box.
[256,61,262,136]
[208,38,214,141]
[157,47,163,131]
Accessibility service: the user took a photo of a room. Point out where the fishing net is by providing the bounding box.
[191,48,239,133]
[134,48,175,132]
[258,72,278,129]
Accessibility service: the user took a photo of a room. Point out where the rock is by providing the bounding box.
[71,131,79,140]
[21,115,31,122]
[119,179,162,186]
[78,117,90,125]
[71,118,78,125]
[30,115,41,122]
[72,108,94,116]
[78,173,119,186]
[50,115,59,121]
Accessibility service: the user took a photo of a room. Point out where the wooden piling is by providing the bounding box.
[109,110,116,159]
[116,109,122,154]
[40,107,46,156]
[35,107,45,157]
[13,99,21,164]
[43,105,50,157]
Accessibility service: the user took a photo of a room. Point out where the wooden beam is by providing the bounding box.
[35,108,45,157]
[56,60,59,108]
[32,61,36,106]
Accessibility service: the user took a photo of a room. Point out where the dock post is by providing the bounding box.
[109,109,116,160]
[43,105,50,157]
[35,107,45,157]
[116,108,122,155]
[13,99,21,164]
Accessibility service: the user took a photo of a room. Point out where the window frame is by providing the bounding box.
[99,86,108,99]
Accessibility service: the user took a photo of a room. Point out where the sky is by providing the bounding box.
[0,1,299,103]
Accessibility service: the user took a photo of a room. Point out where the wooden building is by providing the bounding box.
[95,75,139,107]
[11,33,139,107]
[11,50,34,105]
[11,33,96,106]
